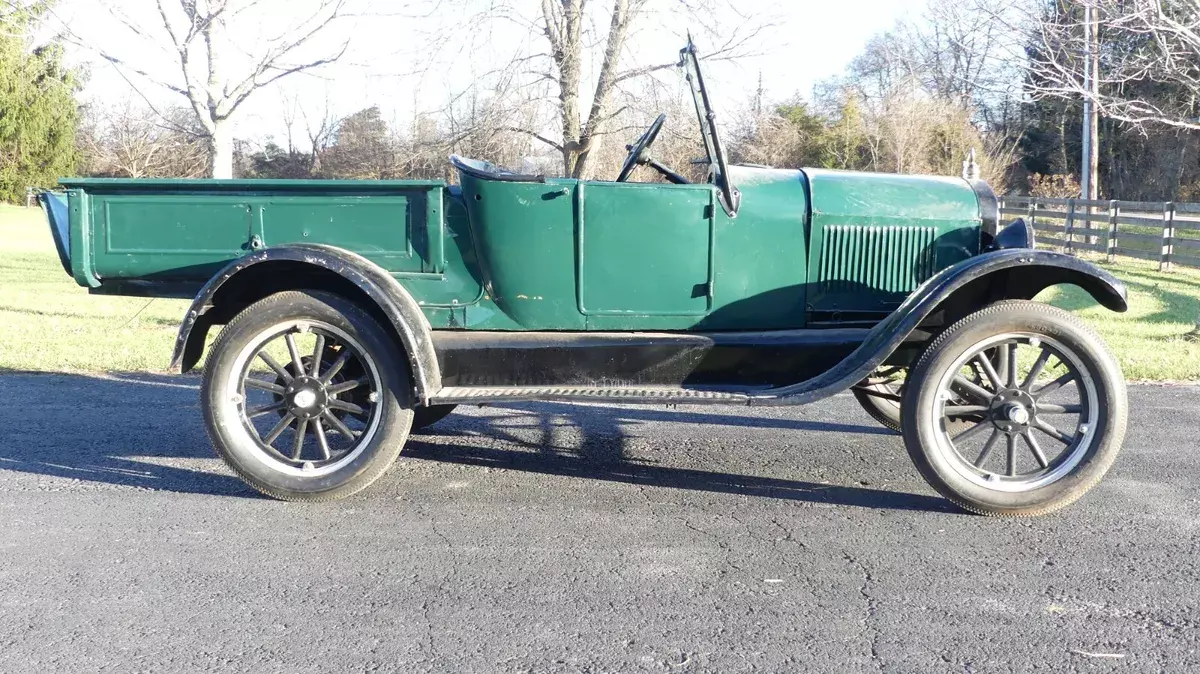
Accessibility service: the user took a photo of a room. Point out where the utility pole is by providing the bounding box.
[1080,2,1101,244]
[1081,2,1099,203]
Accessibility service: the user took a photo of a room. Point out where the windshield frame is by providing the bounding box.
[679,38,741,217]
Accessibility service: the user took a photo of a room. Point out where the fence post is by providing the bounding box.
[1107,201,1119,263]
[1027,199,1036,229]
[1161,202,1175,272]
[1064,198,1076,255]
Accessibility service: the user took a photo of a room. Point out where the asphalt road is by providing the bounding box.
[0,373,1197,673]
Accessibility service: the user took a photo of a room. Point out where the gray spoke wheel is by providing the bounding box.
[901,300,1127,517]
[202,290,413,501]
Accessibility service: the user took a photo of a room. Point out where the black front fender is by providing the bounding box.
[750,249,1126,406]
[169,244,441,403]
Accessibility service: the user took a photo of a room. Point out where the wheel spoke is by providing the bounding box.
[262,413,294,446]
[1022,431,1049,469]
[952,375,994,404]
[322,410,359,439]
[1006,434,1017,476]
[320,349,352,384]
[951,418,992,444]
[246,401,286,418]
[1035,418,1075,445]
[329,399,366,416]
[258,352,292,383]
[310,335,326,377]
[1034,373,1075,399]
[944,404,989,416]
[1038,403,1082,414]
[327,377,368,396]
[974,430,1002,466]
[1021,347,1053,390]
[290,418,309,460]
[244,378,285,394]
[1006,343,1019,388]
[284,333,304,377]
[974,356,1004,390]
[994,345,1011,389]
[314,419,332,460]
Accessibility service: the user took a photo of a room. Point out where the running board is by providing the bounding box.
[430,385,753,406]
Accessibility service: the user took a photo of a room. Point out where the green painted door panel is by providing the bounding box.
[457,175,585,329]
[95,196,252,279]
[578,182,713,317]
[260,196,421,272]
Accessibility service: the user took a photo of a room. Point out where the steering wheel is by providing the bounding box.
[617,114,667,182]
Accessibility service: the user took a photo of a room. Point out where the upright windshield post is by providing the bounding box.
[679,38,741,217]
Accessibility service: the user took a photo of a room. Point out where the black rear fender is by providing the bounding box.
[169,244,440,404]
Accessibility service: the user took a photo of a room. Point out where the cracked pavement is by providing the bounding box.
[0,373,1198,672]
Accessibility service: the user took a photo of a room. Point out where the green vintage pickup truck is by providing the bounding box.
[40,42,1128,516]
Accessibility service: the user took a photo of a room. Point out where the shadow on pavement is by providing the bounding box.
[0,370,254,498]
[405,401,952,513]
[0,370,950,512]
[405,440,951,513]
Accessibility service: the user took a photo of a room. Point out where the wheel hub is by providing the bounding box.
[990,389,1036,433]
[285,376,329,420]
[1005,403,1030,425]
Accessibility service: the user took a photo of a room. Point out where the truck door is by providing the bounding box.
[576,181,714,325]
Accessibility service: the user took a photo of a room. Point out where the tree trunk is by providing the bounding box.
[548,0,584,177]
[209,122,234,179]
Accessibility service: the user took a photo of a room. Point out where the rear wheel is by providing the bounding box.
[852,367,905,433]
[201,290,413,501]
[901,300,1127,517]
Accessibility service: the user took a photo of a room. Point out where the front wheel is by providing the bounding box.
[901,301,1127,517]
[201,290,413,502]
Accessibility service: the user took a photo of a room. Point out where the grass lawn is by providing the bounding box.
[0,204,190,373]
[1,203,1198,380]
[1039,256,1200,382]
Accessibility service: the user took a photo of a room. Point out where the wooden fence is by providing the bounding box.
[998,196,1200,271]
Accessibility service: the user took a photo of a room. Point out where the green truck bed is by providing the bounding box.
[47,178,449,290]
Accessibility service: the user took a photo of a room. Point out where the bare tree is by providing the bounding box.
[62,0,352,178]
[279,90,338,174]
[537,0,770,178]
[847,0,1026,126]
[80,101,209,177]
[427,0,771,180]
[1025,0,1200,132]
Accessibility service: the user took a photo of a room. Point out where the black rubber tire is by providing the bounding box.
[411,404,458,433]
[901,300,1127,517]
[201,290,413,502]
[853,381,903,434]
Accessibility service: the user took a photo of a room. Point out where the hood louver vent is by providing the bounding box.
[818,225,938,294]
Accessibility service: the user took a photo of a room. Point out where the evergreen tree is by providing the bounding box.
[0,1,80,203]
